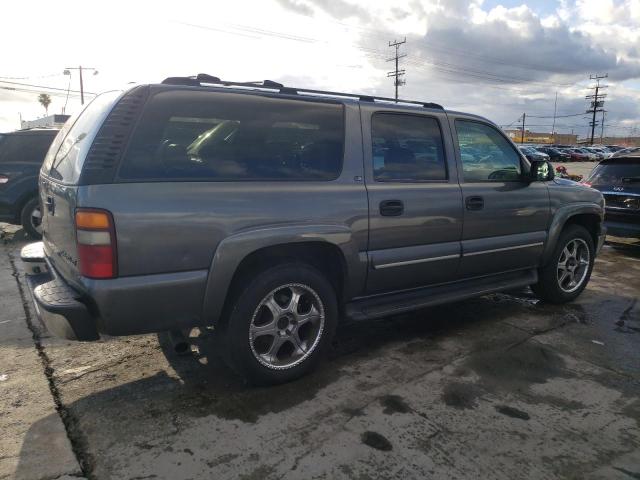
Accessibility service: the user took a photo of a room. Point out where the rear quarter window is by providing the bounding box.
[588,161,640,186]
[0,133,56,165]
[117,90,345,182]
[46,91,122,183]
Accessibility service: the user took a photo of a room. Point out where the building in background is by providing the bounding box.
[20,114,70,130]
[504,129,578,145]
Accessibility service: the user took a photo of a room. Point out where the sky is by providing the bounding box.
[1,0,639,139]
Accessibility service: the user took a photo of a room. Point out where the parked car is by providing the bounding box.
[21,76,606,384]
[575,148,598,161]
[584,154,640,238]
[0,128,59,237]
[583,147,605,160]
[518,146,549,162]
[605,145,625,152]
[612,147,640,158]
[536,146,571,162]
[564,148,590,162]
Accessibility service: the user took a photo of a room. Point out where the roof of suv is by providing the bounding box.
[1,128,59,136]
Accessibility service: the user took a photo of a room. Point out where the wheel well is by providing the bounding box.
[221,242,348,322]
[564,213,600,247]
[14,191,39,223]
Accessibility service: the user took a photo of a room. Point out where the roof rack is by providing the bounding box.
[161,74,444,110]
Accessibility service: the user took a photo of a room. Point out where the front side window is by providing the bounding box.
[371,113,447,182]
[118,91,344,181]
[456,120,523,182]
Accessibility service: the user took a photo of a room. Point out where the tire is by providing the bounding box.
[531,224,595,304]
[20,197,43,239]
[220,263,338,385]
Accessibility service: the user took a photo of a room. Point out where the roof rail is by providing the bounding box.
[161,74,444,110]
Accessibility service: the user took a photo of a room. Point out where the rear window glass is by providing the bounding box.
[48,91,121,183]
[0,133,56,165]
[588,161,640,186]
[118,90,344,181]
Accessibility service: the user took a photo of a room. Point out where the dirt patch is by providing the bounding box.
[380,395,411,415]
[495,405,530,420]
[442,382,481,410]
[361,431,393,451]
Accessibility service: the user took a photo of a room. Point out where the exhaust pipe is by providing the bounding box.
[167,329,191,356]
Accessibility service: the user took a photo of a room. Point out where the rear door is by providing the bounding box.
[40,91,122,285]
[363,105,463,293]
[451,117,550,278]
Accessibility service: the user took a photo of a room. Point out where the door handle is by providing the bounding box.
[465,196,484,211]
[380,199,404,216]
[45,196,55,214]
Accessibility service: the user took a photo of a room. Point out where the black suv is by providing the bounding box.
[585,155,640,238]
[0,129,59,237]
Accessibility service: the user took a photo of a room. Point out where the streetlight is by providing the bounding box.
[63,66,98,105]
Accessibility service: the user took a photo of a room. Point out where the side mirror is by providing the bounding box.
[529,160,555,182]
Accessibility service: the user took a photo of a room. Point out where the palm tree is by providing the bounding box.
[38,93,52,116]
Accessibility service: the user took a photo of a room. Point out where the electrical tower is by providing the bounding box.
[585,74,608,145]
[387,38,406,101]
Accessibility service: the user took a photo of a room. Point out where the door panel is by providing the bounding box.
[452,118,551,278]
[362,107,463,294]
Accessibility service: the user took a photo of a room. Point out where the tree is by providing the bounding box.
[38,93,52,116]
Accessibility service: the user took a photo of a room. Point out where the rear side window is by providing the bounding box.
[588,161,640,186]
[0,133,56,164]
[47,91,122,183]
[371,113,447,182]
[118,90,344,181]
[456,120,523,182]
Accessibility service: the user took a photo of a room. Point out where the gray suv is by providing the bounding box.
[22,75,606,384]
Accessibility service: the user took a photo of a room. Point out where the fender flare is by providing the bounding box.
[541,202,604,265]
[201,224,366,324]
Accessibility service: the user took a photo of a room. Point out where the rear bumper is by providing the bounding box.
[21,242,208,340]
[21,243,99,341]
[604,220,640,239]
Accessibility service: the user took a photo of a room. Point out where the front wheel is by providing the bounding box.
[220,263,337,385]
[531,224,595,304]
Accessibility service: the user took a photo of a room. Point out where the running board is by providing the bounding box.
[345,269,538,321]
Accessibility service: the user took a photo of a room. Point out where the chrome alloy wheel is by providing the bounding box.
[249,283,325,370]
[30,205,43,235]
[557,238,590,293]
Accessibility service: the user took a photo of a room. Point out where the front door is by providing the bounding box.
[363,107,464,294]
[452,118,550,278]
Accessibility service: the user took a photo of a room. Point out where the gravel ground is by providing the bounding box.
[1,220,639,480]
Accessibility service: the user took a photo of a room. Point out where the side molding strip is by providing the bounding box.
[375,254,460,270]
[463,242,544,257]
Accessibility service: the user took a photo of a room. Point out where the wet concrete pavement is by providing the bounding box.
[1,224,639,480]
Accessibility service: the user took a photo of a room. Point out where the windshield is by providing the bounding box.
[588,161,640,186]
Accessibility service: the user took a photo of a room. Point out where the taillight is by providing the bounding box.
[580,181,592,187]
[0,175,8,184]
[75,208,117,279]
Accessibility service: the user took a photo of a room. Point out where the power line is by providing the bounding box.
[0,79,96,96]
[387,38,406,101]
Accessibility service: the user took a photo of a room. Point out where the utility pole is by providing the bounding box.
[585,74,608,145]
[63,66,98,105]
[551,91,558,144]
[521,113,526,144]
[387,38,406,101]
[600,110,606,144]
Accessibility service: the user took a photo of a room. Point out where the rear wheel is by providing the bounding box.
[532,224,595,304]
[220,263,337,385]
[20,197,43,239]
